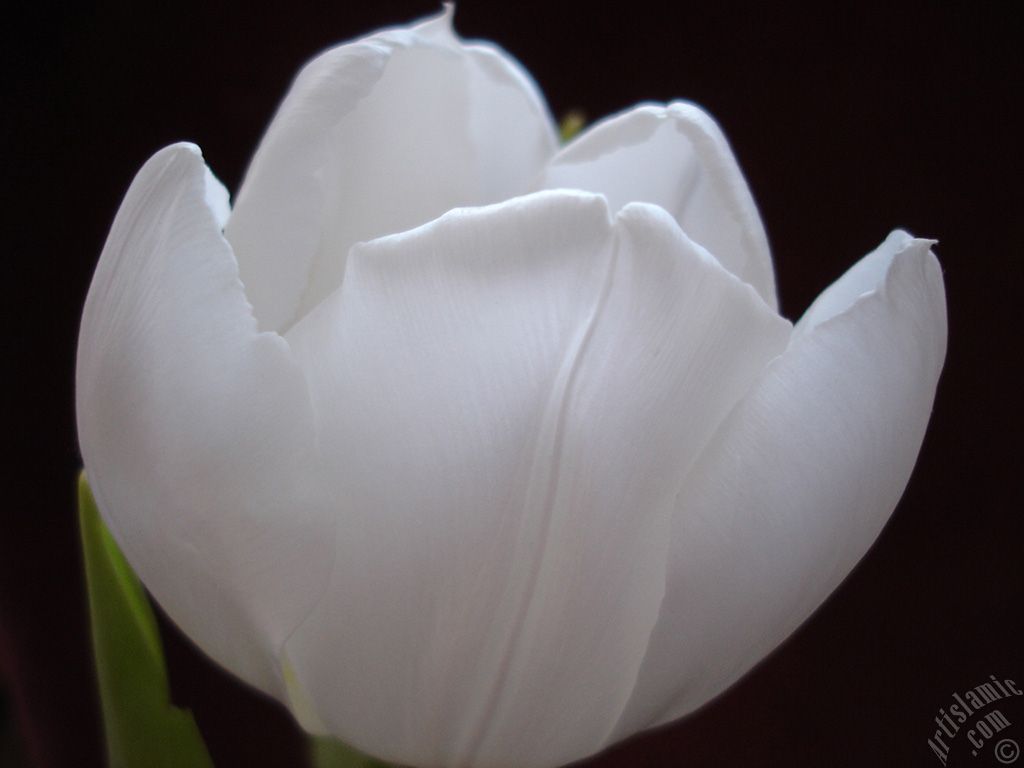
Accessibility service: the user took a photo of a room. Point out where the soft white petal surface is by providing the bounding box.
[76,144,332,698]
[281,193,790,768]
[539,102,777,309]
[225,6,558,334]
[792,229,929,341]
[609,233,946,739]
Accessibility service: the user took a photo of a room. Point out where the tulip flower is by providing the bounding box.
[76,7,946,768]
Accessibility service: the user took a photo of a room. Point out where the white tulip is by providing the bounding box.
[76,7,946,768]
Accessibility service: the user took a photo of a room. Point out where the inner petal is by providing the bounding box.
[225,11,557,336]
[538,103,777,310]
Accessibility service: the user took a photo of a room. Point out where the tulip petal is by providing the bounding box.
[76,143,332,699]
[282,193,789,768]
[610,234,946,739]
[792,229,927,340]
[225,6,558,334]
[539,102,777,309]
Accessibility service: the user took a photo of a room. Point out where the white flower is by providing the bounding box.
[76,8,946,768]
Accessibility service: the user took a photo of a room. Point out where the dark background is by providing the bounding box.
[3,1,1021,766]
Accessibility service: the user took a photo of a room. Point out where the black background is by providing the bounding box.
[2,1,1021,766]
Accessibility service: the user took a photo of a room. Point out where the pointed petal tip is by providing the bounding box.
[158,140,202,158]
[793,230,945,342]
[413,3,456,41]
[858,234,946,339]
[127,142,233,249]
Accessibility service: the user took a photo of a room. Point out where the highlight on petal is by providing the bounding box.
[610,234,946,739]
[76,143,332,699]
[539,102,777,309]
[225,5,558,334]
[278,192,789,768]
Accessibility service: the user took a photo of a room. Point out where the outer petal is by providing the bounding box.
[281,194,789,768]
[610,233,946,739]
[224,6,558,334]
[792,229,926,340]
[76,144,332,698]
[538,102,777,309]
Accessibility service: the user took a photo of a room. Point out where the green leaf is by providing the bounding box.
[309,736,397,768]
[558,109,586,143]
[78,472,215,768]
